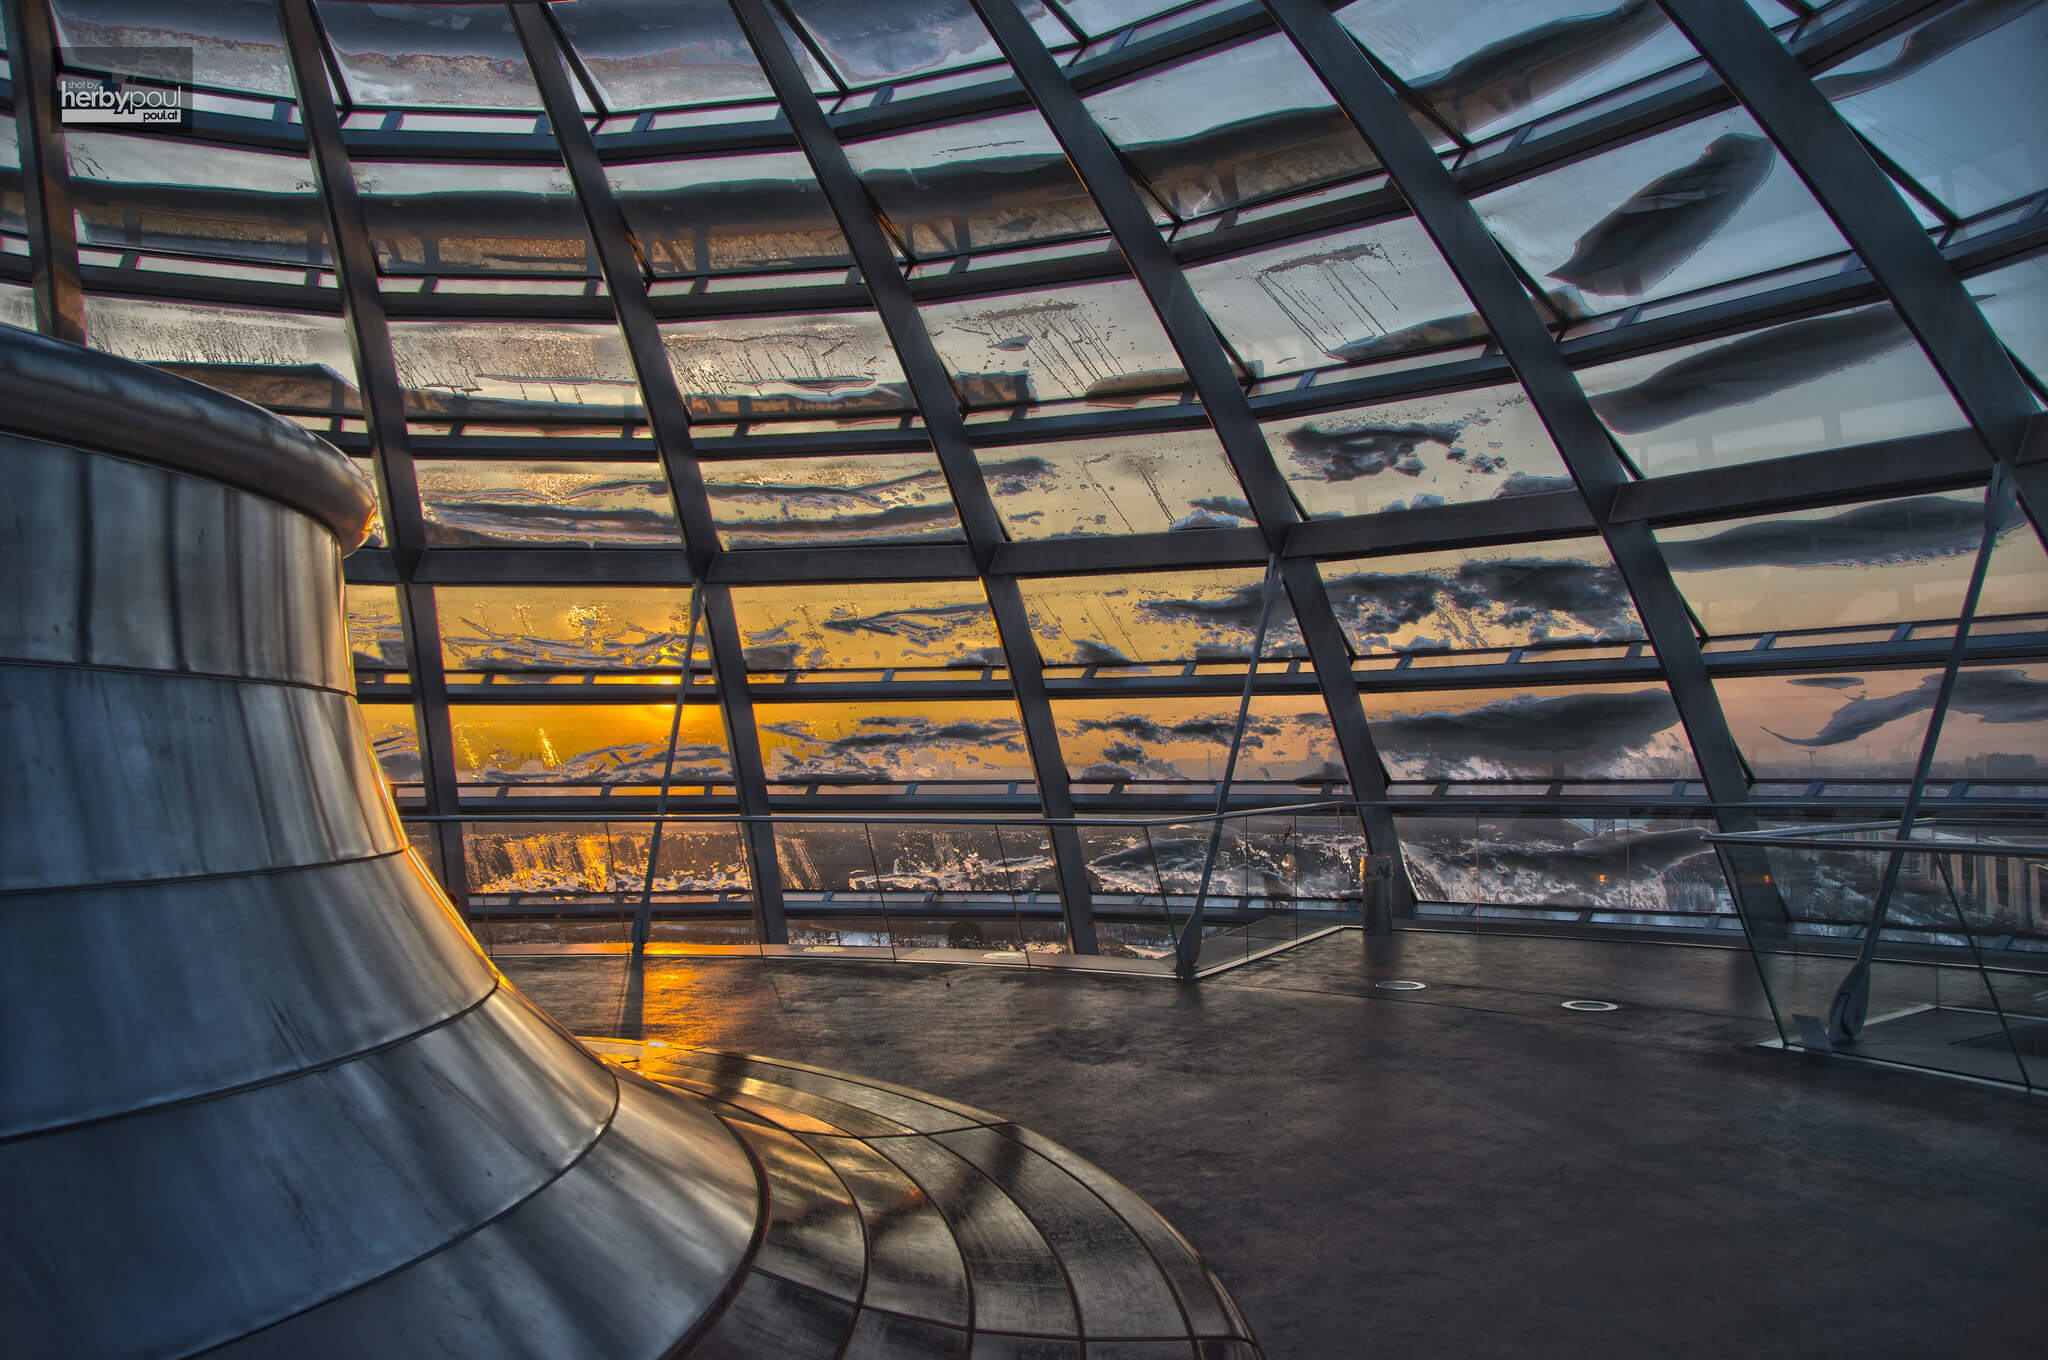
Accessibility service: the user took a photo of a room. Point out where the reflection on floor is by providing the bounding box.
[506,930,2048,1360]
[586,1040,1259,1357]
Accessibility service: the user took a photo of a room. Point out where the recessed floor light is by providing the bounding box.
[983,951,1025,960]
[1562,999,1620,1012]
[1375,979,1427,991]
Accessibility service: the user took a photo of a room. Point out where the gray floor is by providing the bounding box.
[504,929,2048,1360]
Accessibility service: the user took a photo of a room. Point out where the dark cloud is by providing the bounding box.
[1766,669,2048,747]
[1814,0,2036,100]
[979,456,1057,496]
[1322,558,1637,640]
[1591,308,1911,434]
[1412,0,1665,132]
[1372,689,1679,769]
[1072,640,1136,666]
[1074,714,1279,747]
[1451,559,1639,637]
[1284,421,1466,482]
[1552,134,1773,298]
[1493,472,1575,498]
[1661,496,1986,572]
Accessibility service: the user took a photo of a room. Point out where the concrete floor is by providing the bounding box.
[503,929,2048,1360]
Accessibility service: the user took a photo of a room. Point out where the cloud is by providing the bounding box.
[1765,669,2048,747]
[1661,496,1986,572]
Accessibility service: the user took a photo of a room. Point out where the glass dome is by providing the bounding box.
[4,0,2045,964]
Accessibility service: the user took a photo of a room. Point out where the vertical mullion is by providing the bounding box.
[1657,0,2048,536]
[4,0,84,343]
[1262,0,1786,933]
[967,0,1412,909]
[276,0,470,907]
[508,3,793,942]
[728,0,1099,952]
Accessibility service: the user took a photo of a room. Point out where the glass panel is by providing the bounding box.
[753,700,1033,782]
[1320,538,1643,655]
[1574,303,1968,477]
[920,278,1185,405]
[316,1,541,109]
[346,584,407,673]
[730,581,999,670]
[1187,217,1485,379]
[1266,383,1576,516]
[1085,33,1377,219]
[464,820,751,899]
[450,703,730,786]
[436,587,696,671]
[976,428,1251,538]
[660,311,912,419]
[609,152,852,276]
[354,161,591,277]
[1062,0,1182,35]
[1659,490,2048,636]
[704,453,964,548]
[1336,0,1698,142]
[67,133,327,268]
[1715,669,1939,779]
[1934,662,2048,781]
[1399,812,1733,914]
[846,110,1106,255]
[1475,109,1848,316]
[551,0,775,109]
[414,460,680,547]
[1360,681,1698,779]
[1,115,20,240]
[0,281,37,331]
[782,0,1063,86]
[390,320,641,419]
[1021,567,1307,665]
[1820,0,2048,218]
[1967,251,2048,385]
[82,294,361,413]
[51,0,296,97]
[1056,694,1345,784]
[360,704,421,787]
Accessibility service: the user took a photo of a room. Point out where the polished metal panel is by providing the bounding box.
[0,328,759,1359]
[0,853,494,1137]
[211,1075,761,1360]
[723,1118,867,1302]
[1,667,396,891]
[0,326,373,546]
[2,989,615,1359]
[0,435,352,689]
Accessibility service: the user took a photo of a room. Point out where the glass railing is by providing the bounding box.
[417,802,1376,978]
[1709,819,2048,1090]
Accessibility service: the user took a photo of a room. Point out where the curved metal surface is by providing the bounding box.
[0,385,760,1359]
[0,337,1257,1358]
[0,324,373,548]
[0,852,495,1138]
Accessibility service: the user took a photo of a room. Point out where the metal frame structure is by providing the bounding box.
[3,0,2045,958]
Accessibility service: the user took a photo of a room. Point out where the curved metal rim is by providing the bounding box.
[0,324,374,547]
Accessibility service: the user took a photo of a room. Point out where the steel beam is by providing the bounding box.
[509,3,789,940]
[1657,0,2048,538]
[277,0,470,906]
[4,0,84,342]
[1263,0,1784,932]
[729,0,1101,951]
[970,0,1413,899]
